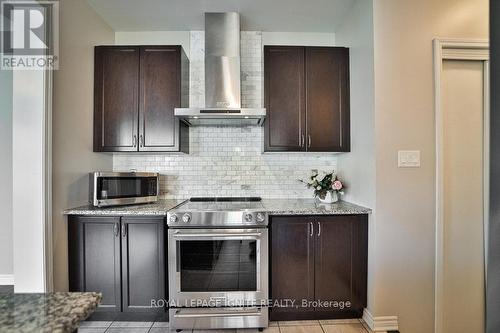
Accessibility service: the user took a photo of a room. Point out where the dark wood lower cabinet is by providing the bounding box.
[121,217,165,312]
[68,216,121,312]
[270,215,368,321]
[68,216,166,314]
[271,217,315,315]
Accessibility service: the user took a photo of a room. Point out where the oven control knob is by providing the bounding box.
[244,213,253,222]
[256,212,266,223]
[182,213,191,223]
[169,214,178,223]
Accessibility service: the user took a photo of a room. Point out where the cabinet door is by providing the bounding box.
[314,216,352,312]
[264,46,306,152]
[94,46,140,152]
[121,217,165,313]
[314,215,367,313]
[305,47,350,152]
[270,216,315,320]
[139,46,184,152]
[68,216,122,312]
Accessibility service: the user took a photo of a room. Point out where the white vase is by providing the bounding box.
[318,191,339,204]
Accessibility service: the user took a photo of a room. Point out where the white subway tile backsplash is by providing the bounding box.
[113,31,339,199]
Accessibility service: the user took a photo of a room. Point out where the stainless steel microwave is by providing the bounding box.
[89,172,159,207]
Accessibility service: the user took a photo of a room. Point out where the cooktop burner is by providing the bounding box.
[167,197,267,227]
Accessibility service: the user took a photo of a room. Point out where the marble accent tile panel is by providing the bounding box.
[115,30,339,199]
[114,127,338,199]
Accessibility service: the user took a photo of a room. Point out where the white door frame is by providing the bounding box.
[433,38,489,333]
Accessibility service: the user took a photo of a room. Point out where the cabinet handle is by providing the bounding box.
[121,224,127,238]
[301,134,305,147]
[133,135,137,147]
[113,223,119,237]
[308,135,311,148]
[317,221,321,237]
[140,134,144,147]
[309,221,313,237]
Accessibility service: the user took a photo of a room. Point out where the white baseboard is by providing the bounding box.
[363,308,399,332]
[0,274,14,285]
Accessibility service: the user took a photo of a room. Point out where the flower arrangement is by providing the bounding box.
[300,170,345,202]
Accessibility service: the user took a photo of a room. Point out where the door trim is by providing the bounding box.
[433,38,489,333]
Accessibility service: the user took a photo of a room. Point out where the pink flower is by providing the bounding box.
[332,180,343,190]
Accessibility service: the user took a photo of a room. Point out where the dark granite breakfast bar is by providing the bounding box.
[0,292,101,333]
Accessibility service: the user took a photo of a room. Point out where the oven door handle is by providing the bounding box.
[172,232,263,238]
[174,308,262,318]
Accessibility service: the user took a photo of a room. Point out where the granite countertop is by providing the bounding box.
[63,199,186,216]
[261,199,371,215]
[0,292,101,333]
[64,198,370,216]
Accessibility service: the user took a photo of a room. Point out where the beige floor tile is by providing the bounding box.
[152,321,169,328]
[109,321,153,328]
[279,325,324,333]
[319,319,361,325]
[279,320,320,327]
[77,329,106,333]
[269,321,279,327]
[359,321,374,333]
[106,328,150,333]
[322,323,368,333]
[148,328,170,333]
[193,330,236,333]
[79,321,112,328]
[236,328,280,333]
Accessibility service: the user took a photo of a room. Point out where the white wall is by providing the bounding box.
[336,0,375,208]
[372,0,488,332]
[12,69,48,292]
[52,0,114,291]
[0,68,13,283]
[335,0,376,314]
[262,32,335,46]
[115,31,190,54]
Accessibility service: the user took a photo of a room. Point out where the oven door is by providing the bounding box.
[168,228,268,307]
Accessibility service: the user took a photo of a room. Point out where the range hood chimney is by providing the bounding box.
[175,12,266,126]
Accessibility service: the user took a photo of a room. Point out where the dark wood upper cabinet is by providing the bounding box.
[264,46,350,152]
[94,46,140,152]
[94,45,189,153]
[264,46,305,151]
[306,47,350,152]
[121,217,165,313]
[270,214,367,321]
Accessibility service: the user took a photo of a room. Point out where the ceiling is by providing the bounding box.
[86,0,355,32]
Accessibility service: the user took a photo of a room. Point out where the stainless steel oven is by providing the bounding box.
[89,172,159,207]
[167,197,269,330]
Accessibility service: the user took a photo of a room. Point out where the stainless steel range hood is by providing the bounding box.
[175,12,266,126]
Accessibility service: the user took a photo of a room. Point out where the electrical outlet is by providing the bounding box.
[398,150,420,168]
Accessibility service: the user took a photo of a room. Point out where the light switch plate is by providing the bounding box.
[398,150,421,168]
